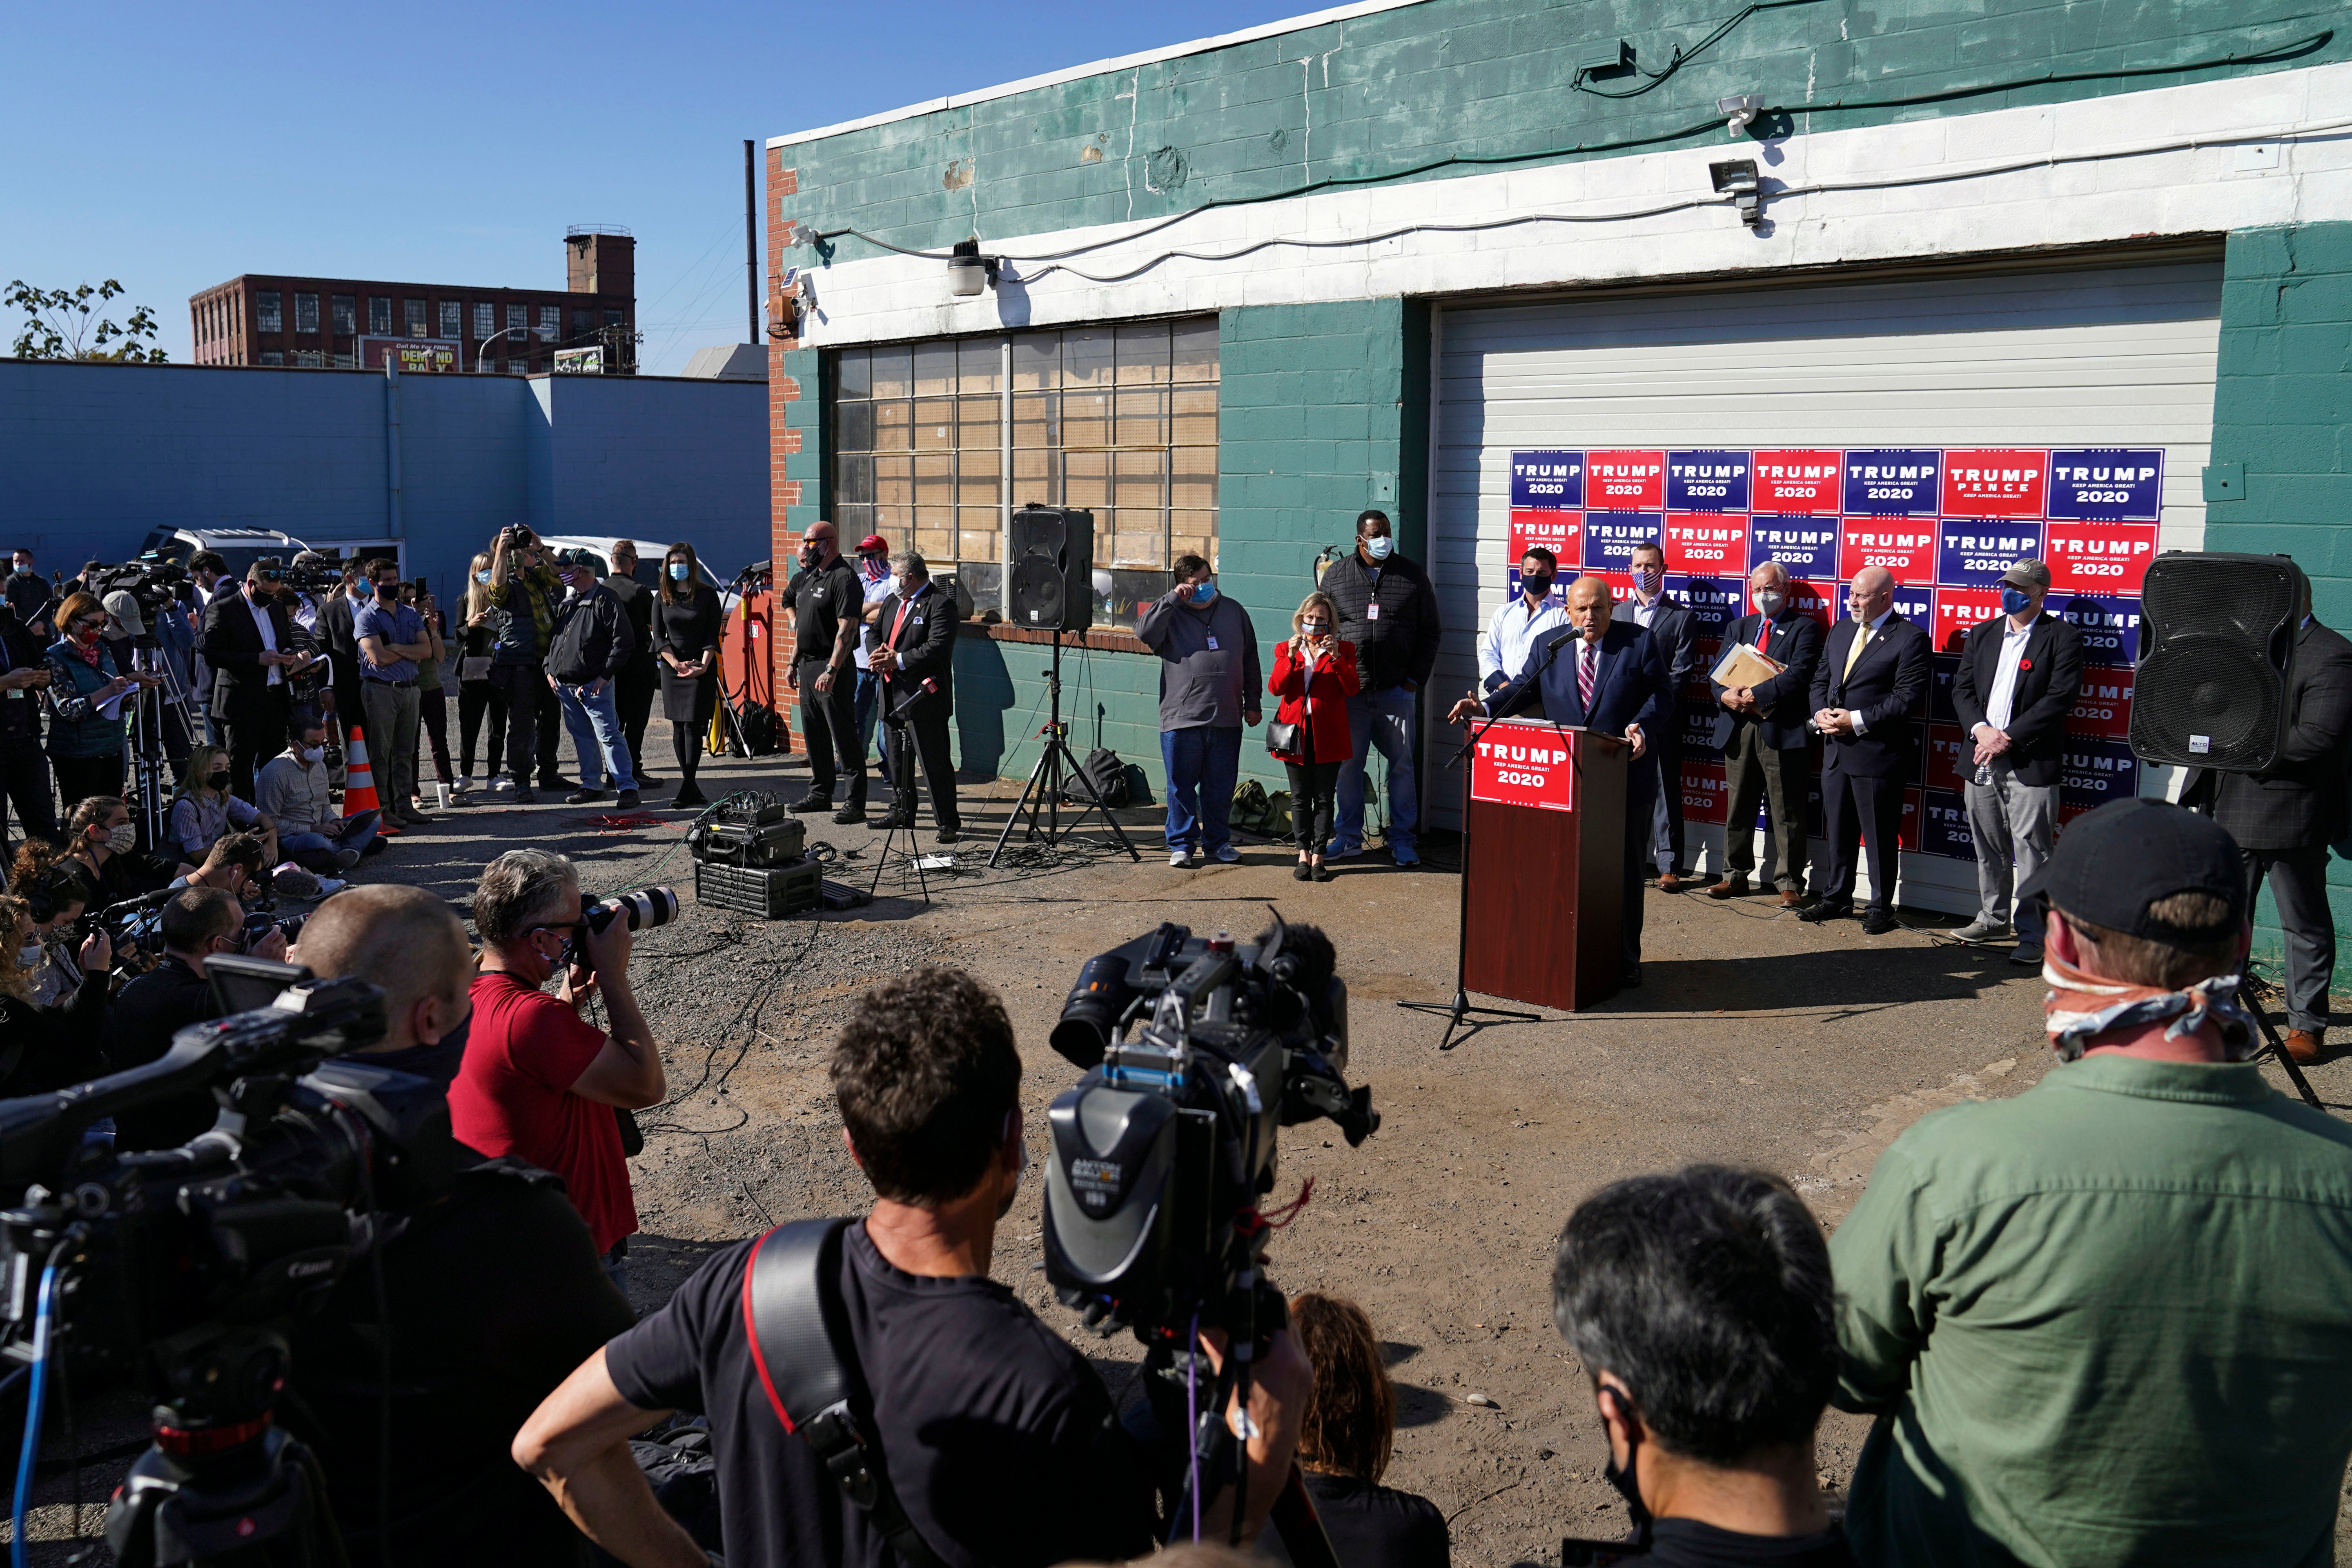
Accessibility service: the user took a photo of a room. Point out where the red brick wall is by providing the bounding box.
[767,154,804,738]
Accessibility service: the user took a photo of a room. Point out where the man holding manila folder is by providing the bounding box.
[1707,560,1826,908]
[1449,574,1670,986]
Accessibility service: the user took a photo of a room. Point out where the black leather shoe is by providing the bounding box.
[790,794,833,814]
[833,804,866,825]
[564,788,606,805]
[1796,902,1851,924]
[1861,909,1898,936]
[1621,964,1643,988]
[935,828,961,845]
[1293,862,1312,881]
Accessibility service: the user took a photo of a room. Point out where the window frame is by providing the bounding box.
[257,290,283,334]
[331,294,356,335]
[369,296,392,335]
[294,292,320,335]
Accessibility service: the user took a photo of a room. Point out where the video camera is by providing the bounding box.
[0,957,455,1565]
[83,556,192,623]
[1044,917,1377,1341]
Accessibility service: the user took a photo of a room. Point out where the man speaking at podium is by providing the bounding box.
[1450,575,1670,985]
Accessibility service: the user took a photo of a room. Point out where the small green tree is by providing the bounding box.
[5,279,168,362]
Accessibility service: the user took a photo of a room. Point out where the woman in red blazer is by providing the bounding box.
[1269,590,1361,881]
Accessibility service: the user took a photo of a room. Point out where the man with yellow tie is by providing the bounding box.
[1802,566,1930,934]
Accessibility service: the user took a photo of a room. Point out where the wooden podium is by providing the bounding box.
[1459,719,1628,1014]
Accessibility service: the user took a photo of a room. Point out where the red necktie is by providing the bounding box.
[1577,641,1597,714]
[1757,615,1772,649]
[885,597,913,678]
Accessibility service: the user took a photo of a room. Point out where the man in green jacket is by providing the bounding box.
[1831,797,2352,1568]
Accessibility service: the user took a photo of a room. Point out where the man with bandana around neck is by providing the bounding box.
[1830,797,2352,1568]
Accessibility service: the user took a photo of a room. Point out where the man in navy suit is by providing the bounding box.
[1708,560,1826,907]
[1449,574,1670,983]
[1801,566,1930,934]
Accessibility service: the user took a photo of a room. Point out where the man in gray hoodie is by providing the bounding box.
[1136,554,1261,866]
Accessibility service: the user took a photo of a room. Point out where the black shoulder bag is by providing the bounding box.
[742,1219,950,1568]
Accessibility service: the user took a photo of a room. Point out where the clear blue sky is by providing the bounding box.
[1,0,1310,375]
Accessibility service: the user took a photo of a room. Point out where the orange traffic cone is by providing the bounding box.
[344,724,397,835]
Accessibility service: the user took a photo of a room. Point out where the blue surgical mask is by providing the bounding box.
[2000,586,2034,616]
[1189,581,1218,606]
[668,562,690,581]
[1364,535,1393,562]
[474,570,492,585]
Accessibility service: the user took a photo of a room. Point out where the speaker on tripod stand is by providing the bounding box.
[1011,505,1096,632]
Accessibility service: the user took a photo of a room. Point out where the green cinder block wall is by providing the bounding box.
[2202,221,2352,969]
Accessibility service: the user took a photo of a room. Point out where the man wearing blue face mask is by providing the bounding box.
[1321,509,1442,868]
[1949,558,2084,968]
[1138,555,1262,866]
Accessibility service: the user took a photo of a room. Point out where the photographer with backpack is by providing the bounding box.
[516,964,1313,1568]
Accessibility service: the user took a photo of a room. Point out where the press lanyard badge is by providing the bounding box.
[1206,635,1219,650]
[1366,603,1380,620]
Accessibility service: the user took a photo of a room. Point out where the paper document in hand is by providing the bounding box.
[96,690,128,722]
[1711,643,1786,689]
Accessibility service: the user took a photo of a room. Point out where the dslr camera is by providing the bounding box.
[0,958,457,1566]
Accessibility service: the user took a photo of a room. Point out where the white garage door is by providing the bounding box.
[1425,251,2223,912]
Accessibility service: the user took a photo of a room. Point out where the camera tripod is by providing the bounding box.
[124,634,198,854]
[987,630,1138,867]
[869,702,932,907]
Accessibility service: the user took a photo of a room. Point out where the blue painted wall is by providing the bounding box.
[0,361,767,608]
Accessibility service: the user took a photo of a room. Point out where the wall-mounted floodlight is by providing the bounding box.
[1709,160,1763,227]
[1717,95,1764,136]
[782,222,820,247]
[948,238,1000,298]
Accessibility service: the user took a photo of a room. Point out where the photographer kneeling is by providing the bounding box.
[0,887,111,1097]
[106,886,287,1152]
[274,885,637,1568]
[515,964,1313,1568]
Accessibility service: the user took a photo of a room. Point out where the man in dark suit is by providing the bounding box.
[1624,539,1700,890]
[1708,560,1826,907]
[1800,566,1929,935]
[2185,577,2352,1063]
[869,550,962,842]
[1449,574,1671,982]
[1949,558,2085,967]
[202,558,313,800]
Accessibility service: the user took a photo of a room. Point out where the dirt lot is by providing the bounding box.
[12,738,2346,1564]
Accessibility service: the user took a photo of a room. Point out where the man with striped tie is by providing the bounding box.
[1448,573,1670,985]
[1803,565,1930,935]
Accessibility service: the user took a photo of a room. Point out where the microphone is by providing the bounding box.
[890,677,939,720]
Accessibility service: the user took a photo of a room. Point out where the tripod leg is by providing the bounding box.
[1046,735,1140,859]
[2243,986,2324,1109]
[987,741,1058,866]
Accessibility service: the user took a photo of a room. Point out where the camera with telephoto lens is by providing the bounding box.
[567,885,679,975]
[0,956,459,1566]
[1043,917,1377,1342]
[85,557,192,621]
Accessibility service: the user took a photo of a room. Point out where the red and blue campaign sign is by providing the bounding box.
[1681,761,1729,825]
[1924,724,1969,793]
[1748,516,1840,581]
[1788,579,1835,623]
[1509,509,1582,568]
[1753,450,1843,513]
[1941,449,2049,517]
[1931,586,2003,653]
[1838,522,1937,585]
[1936,523,2044,589]
[2047,449,2163,523]
[2060,738,2140,817]
[1663,513,1750,577]
[1678,699,1724,762]
[2045,519,2157,594]
[1842,450,1942,516]
[2069,670,2134,739]
[1587,450,1665,509]
[1918,789,1975,859]
[1888,582,1935,628]
[1511,452,1584,509]
[1672,574,1741,634]
[1667,451,1751,512]
[1469,720,1579,812]
[1928,653,1962,724]
[2055,594,2142,668]
[1584,513,1660,572]
[1897,788,1924,851]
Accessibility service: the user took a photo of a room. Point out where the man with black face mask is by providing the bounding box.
[1551,1166,1854,1567]
[777,521,866,824]
[1479,548,1569,693]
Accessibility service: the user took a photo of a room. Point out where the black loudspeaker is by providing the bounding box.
[1009,504,1095,632]
[2130,551,2303,772]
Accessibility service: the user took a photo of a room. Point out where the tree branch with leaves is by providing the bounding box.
[5,279,168,362]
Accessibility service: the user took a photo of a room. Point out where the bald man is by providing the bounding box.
[279,883,635,1566]
[1804,567,1930,934]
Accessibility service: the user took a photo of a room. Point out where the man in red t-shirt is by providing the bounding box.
[450,848,667,1289]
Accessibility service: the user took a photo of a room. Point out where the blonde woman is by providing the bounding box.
[168,741,278,871]
[0,893,111,1097]
[457,550,509,788]
[1267,590,1361,881]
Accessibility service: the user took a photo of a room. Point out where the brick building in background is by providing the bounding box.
[189,227,637,374]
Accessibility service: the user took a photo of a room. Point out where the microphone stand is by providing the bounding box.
[1399,629,1587,1050]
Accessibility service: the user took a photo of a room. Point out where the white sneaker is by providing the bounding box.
[458,775,478,793]
[1168,848,1192,867]
[1212,844,1241,863]
[489,773,514,791]
[316,878,348,897]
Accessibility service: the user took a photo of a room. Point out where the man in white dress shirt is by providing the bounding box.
[1479,548,1570,693]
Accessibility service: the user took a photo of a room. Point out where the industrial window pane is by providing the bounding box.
[441,301,461,338]
[405,299,427,337]
[474,303,494,340]
[257,291,282,332]
[1061,389,1111,450]
[912,398,956,452]
[913,510,954,563]
[1170,448,1218,511]
[1011,447,1058,507]
[1011,332,1058,390]
[1064,451,1110,510]
[1111,514,1167,571]
[1115,389,1166,448]
[958,337,1002,394]
[295,293,319,333]
[836,504,874,539]
[957,394,1000,451]
[958,512,1000,565]
[835,400,874,454]
[870,344,911,399]
[1011,392,1057,448]
[331,295,355,334]
[872,400,912,453]
[1062,327,1114,388]
[506,303,527,334]
[956,456,1000,508]
[871,505,911,541]
[571,307,591,338]
[1172,318,1218,383]
[261,350,284,365]
[368,297,390,334]
[912,453,954,507]
[538,305,559,341]
[1170,512,1216,569]
[1170,384,1218,445]
[835,345,873,399]
[1114,321,1169,385]
[912,341,956,397]
[873,454,914,506]
[1114,449,1165,511]
[835,453,875,506]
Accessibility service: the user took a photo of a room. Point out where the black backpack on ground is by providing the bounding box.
[1060,746,1129,809]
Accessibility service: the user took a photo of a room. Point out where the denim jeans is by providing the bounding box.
[1334,684,1419,853]
[557,680,638,792]
[1160,726,1241,854]
[854,668,891,784]
[281,809,380,869]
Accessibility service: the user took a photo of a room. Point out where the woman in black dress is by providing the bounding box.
[653,541,723,809]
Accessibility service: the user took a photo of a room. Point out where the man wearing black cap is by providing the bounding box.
[1830,797,2352,1568]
